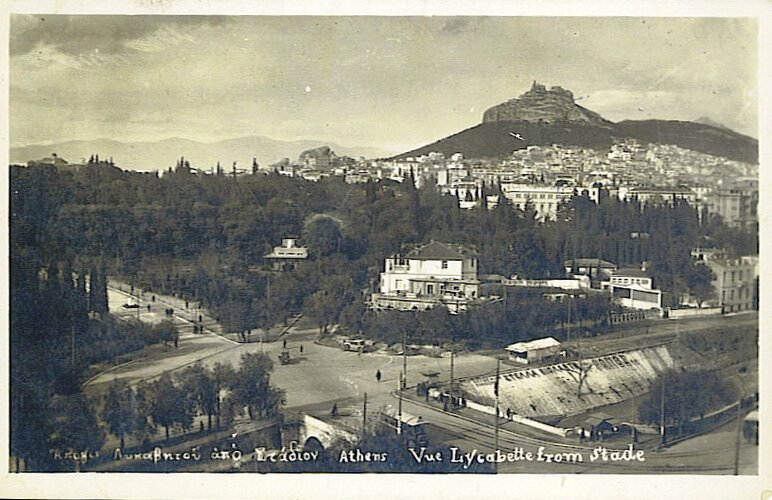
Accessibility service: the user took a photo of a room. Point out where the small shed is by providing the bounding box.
[505,337,561,364]
[743,410,759,445]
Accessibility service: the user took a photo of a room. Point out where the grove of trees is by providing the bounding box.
[9,159,757,469]
[637,369,735,440]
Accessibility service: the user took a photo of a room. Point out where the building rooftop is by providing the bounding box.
[612,268,650,278]
[505,337,561,352]
[563,259,617,269]
[405,241,475,261]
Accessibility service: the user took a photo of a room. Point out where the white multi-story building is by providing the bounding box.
[371,241,481,313]
[620,186,697,206]
[692,249,758,313]
[502,183,601,220]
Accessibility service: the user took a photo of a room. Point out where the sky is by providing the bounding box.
[9,15,758,152]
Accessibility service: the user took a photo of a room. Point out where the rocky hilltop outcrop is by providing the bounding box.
[482,81,611,127]
[395,81,757,164]
[298,145,336,162]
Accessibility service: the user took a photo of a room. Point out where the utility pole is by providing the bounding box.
[659,375,666,447]
[494,359,500,473]
[362,392,368,442]
[733,375,745,475]
[397,372,403,437]
[630,391,636,444]
[449,349,455,411]
[402,330,408,389]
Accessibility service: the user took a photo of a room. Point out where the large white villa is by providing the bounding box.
[370,241,481,313]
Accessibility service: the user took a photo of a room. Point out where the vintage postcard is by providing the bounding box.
[2,1,769,498]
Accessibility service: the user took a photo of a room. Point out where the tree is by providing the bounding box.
[180,363,218,432]
[230,353,285,421]
[211,362,236,430]
[132,382,157,445]
[303,290,339,336]
[49,394,105,469]
[303,215,343,258]
[153,320,179,347]
[102,381,136,448]
[565,359,594,398]
[150,373,193,441]
[685,263,716,307]
[637,369,734,436]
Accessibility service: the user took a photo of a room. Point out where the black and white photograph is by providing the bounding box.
[3,2,769,498]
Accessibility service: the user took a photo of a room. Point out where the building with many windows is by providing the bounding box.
[501,183,601,220]
[692,249,758,313]
[371,241,481,313]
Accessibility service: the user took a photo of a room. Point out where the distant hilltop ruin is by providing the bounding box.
[482,81,611,126]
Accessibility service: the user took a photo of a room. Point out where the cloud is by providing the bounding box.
[10,15,227,57]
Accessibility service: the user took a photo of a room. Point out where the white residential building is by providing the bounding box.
[264,238,308,271]
[371,241,481,313]
[501,183,601,220]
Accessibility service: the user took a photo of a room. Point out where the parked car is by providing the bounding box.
[342,339,366,352]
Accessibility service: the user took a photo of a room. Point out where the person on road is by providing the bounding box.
[300,344,304,354]
[283,339,287,348]
[376,369,382,382]
[331,403,338,417]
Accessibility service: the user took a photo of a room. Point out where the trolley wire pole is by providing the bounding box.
[398,372,403,436]
[449,348,455,410]
[402,330,408,389]
[494,359,500,473]
[362,392,368,442]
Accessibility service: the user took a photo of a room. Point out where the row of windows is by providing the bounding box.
[515,202,559,211]
[508,192,571,200]
[612,277,650,285]
[725,303,753,313]
[723,269,752,283]
[722,287,753,301]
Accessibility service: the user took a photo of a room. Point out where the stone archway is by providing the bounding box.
[303,436,325,452]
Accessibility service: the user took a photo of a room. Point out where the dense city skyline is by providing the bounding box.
[10,15,758,152]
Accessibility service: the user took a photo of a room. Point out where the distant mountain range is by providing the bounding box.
[396,82,758,164]
[10,136,396,171]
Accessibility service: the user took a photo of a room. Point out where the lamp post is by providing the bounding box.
[402,330,408,390]
[494,359,500,473]
[630,391,637,444]
[733,370,747,475]
[659,375,666,448]
[449,348,455,411]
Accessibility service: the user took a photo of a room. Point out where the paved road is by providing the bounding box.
[82,284,239,395]
[83,284,759,474]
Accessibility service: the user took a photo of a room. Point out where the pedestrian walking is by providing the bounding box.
[283,339,287,348]
[300,344,304,354]
[376,369,382,382]
[331,403,338,417]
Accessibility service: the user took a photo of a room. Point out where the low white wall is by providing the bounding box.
[465,400,568,437]
[668,307,721,319]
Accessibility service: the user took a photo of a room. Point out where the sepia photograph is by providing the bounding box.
[3,2,769,498]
